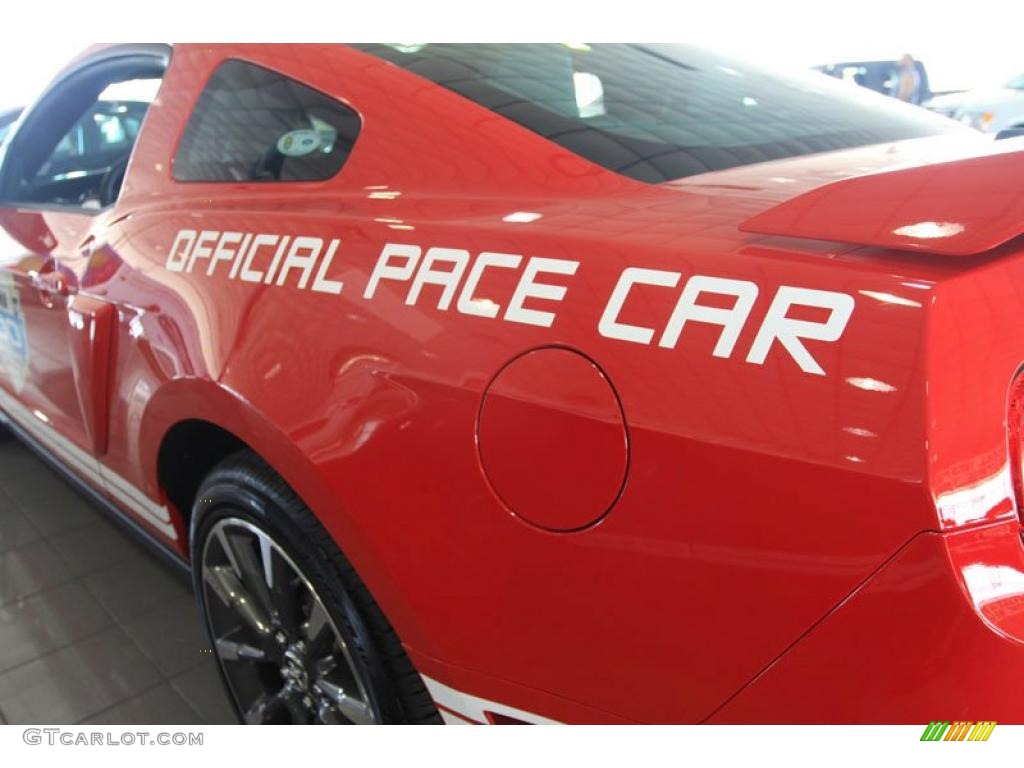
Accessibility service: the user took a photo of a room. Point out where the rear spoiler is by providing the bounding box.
[740,147,1024,257]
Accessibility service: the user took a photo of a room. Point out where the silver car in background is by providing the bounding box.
[925,72,1024,137]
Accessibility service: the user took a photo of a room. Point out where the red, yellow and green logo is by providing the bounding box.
[920,721,996,741]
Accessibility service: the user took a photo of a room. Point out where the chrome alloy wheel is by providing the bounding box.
[200,517,378,724]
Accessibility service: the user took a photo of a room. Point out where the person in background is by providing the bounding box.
[891,54,922,104]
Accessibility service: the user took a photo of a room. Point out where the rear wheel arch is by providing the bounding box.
[143,380,435,666]
[140,379,331,554]
[157,418,246,543]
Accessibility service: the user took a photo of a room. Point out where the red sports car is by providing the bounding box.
[0,43,1022,725]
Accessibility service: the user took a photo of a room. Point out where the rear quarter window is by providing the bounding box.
[174,59,361,183]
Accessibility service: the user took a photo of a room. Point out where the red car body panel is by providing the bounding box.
[741,139,1024,257]
[1,43,1024,723]
[710,520,1024,722]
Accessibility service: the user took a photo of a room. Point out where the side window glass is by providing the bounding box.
[18,77,161,209]
[173,59,361,183]
[37,81,157,175]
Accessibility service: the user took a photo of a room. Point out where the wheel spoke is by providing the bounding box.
[302,599,332,649]
[263,539,300,631]
[316,680,375,725]
[317,698,342,724]
[229,531,277,618]
[258,533,275,589]
[204,564,272,638]
[279,684,313,724]
[244,692,286,724]
[312,655,337,679]
[214,527,243,579]
[245,687,312,724]
[215,637,267,662]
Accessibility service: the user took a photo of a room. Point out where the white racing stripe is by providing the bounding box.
[421,675,560,725]
[438,709,474,725]
[101,464,172,523]
[0,388,177,540]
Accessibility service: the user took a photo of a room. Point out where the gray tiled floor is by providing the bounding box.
[0,433,237,724]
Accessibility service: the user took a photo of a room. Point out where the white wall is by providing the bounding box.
[697,3,1022,94]
[0,1,1020,113]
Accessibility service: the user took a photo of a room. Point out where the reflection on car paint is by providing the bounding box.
[0,272,28,392]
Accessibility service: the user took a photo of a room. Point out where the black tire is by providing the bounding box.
[190,449,440,724]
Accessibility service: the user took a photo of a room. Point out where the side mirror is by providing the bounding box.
[995,127,1024,140]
